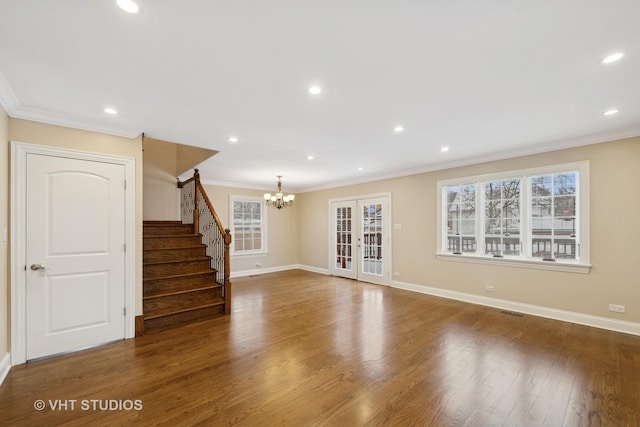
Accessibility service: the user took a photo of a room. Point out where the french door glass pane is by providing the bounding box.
[335,207,353,270]
[362,203,383,276]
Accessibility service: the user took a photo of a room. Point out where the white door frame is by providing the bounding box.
[10,141,136,365]
[328,192,392,285]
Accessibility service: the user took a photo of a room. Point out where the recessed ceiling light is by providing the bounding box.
[103,108,117,115]
[116,0,139,14]
[307,155,314,160]
[441,146,449,152]
[358,167,364,171]
[602,52,624,64]
[603,109,619,116]
[308,85,322,95]
[393,125,405,133]
[228,136,239,143]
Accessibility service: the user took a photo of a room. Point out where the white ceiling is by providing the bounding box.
[1,0,639,192]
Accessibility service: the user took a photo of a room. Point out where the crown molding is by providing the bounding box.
[0,69,140,139]
[10,106,141,139]
[194,178,273,192]
[297,127,640,193]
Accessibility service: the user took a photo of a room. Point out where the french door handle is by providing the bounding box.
[30,263,49,271]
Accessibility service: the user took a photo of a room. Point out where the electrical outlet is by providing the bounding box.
[255,263,262,268]
[484,285,495,292]
[609,304,625,313]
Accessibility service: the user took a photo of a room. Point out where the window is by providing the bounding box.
[530,172,577,260]
[483,178,521,256]
[230,196,266,255]
[446,184,476,254]
[437,162,590,273]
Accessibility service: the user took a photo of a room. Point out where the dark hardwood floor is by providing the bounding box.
[1,270,639,426]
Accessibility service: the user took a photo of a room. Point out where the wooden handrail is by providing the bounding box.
[177,175,197,188]
[195,180,226,236]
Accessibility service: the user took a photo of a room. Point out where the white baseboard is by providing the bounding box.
[391,280,640,336]
[230,264,330,279]
[296,264,330,275]
[230,264,299,278]
[0,352,10,386]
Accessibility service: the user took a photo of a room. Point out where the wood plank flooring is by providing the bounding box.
[1,270,639,426]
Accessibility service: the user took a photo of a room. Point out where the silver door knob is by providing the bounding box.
[30,264,49,271]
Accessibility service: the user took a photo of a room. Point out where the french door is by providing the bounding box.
[331,196,390,285]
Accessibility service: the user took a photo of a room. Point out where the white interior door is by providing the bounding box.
[26,153,126,360]
[331,196,390,285]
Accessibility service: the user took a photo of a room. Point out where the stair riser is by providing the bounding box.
[144,289,222,315]
[144,305,225,334]
[143,246,207,262]
[144,225,194,235]
[144,273,219,297]
[144,235,203,249]
[144,259,212,279]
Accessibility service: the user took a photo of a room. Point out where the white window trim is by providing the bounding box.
[436,161,591,273]
[229,195,268,257]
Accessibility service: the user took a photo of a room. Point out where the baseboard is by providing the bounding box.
[230,264,330,278]
[0,352,10,386]
[391,280,640,336]
[296,264,330,275]
[230,264,299,278]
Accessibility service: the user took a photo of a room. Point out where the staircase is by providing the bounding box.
[142,221,225,334]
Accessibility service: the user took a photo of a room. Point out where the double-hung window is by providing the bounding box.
[438,162,590,273]
[230,196,267,255]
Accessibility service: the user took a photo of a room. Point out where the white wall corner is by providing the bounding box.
[0,352,11,387]
[391,280,640,336]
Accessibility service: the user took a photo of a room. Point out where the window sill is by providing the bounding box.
[436,253,591,274]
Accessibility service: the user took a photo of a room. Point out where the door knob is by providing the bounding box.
[30,264,49,271]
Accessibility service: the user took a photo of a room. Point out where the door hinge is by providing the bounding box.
[124,307,126,316]
[124,180,127,190]
[123,243,126,253]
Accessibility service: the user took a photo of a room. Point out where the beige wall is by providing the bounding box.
[298,137,640,323]
[202,183,299,273]
[143,137,217,221]
[143,138,180,221]
[0,106,8,358]
[9,118,145,314]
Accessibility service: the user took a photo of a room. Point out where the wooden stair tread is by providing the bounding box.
[143,270,218,282]
[144,245,204,251]
[143,257,210,266]
[143,234,201,239]
[144,284,222,300]
[144,300,225,320]
[143,220,182,224]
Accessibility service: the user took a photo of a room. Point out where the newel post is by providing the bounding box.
[223,228,232,314]
[192,169,200,232]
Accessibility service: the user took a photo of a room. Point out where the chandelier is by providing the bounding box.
[264,176,295,209]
